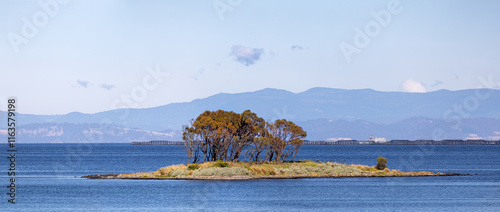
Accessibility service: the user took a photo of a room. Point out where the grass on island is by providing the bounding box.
[110,160,451,179]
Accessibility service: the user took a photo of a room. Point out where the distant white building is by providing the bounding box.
[370,136,389,143]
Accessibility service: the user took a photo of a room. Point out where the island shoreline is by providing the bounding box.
[82,160,462,181]
[82,173,461,181]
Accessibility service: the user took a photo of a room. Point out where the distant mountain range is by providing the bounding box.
[1,87,499,142]
[0,123,178,143]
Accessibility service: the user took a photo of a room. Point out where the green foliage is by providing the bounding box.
[182,109,307,163]
[275,165,309,175]
[170,169,189,177]
[376,156,388,170]
[211,160,230,168]
[183,110,265,163]
[273,162,363,175]
[188,163,199,170]
[192,167,251,177]
[299,160,318,167]
[265,119,307,162]
[157,164,186,175]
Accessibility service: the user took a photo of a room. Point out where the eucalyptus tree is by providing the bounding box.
[182,110,307,163]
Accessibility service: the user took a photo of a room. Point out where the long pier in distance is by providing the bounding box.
[131,139,500,145]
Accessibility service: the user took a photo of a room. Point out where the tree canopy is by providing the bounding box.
[182,110,307,163]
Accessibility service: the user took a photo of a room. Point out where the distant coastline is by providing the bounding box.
[131,139,500,146]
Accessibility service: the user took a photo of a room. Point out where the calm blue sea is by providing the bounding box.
[1,144,499,211]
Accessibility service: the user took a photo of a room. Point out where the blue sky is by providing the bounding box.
[1,0,499,115]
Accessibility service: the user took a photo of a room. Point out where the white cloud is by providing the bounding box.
[402,78,427,93]
[230,45,264,66]
[77,80,89,88]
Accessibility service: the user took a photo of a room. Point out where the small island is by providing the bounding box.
[83,110,460,180]
[83,159,459,180]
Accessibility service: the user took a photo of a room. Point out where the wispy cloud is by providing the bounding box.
[290,45,304,51]
[189,68,206,81]
[100,83,115,90]
[77,80,89,88]
[402,78,427,93]
[230,45,264,66]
